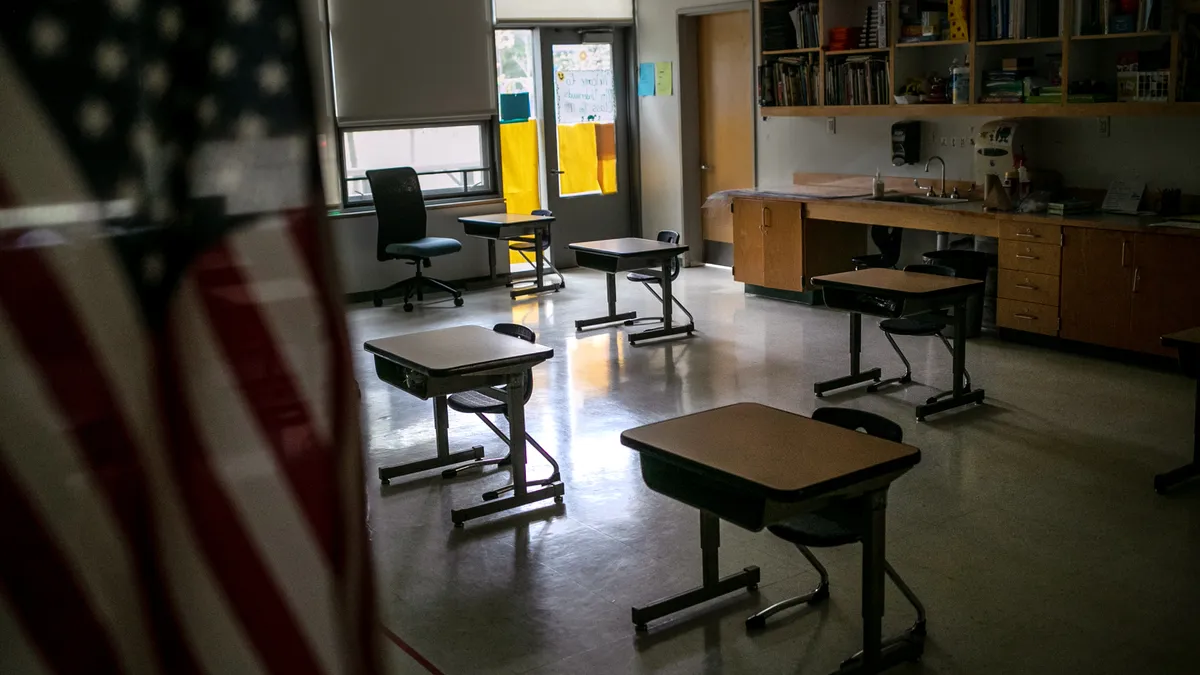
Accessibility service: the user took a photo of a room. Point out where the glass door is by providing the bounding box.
[540,28,633,267]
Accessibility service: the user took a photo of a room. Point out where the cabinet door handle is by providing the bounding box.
[1014,313,1038,320]
[1015,283,1038,290]
[1132,266,1141,293]
[1121,240,1128,267]
[1015,254,1038,260]
[1015,231,1039,238]
[763,206,772,229]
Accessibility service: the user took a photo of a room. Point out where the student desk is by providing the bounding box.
[365,325,563,526]
[459,213,559,298]
[811,268,986,421]
[622,403,922,673]
[568,237,693,344]
[1154,327,1200,494]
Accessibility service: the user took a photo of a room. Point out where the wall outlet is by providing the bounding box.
[1097,116,1111,137]
[826,117,836,135]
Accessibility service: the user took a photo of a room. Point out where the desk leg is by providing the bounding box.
[832,489,923,675]
[631,511,760,631]
[510,230,564,298]
[1154,378,1200,494]
[488,240,497,281]
[814,312,882,397]
[628,259,694,345]
[450,374,564,526]
[377,396,485,484]
[575,272,637,330]
[915,300,985,421]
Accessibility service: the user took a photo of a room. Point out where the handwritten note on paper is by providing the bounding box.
[654,62,673,96]
[554,69,615,123]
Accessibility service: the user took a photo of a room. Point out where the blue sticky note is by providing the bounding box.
[638,63,656,96]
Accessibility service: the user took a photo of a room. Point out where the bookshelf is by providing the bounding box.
[756,0,1200,117]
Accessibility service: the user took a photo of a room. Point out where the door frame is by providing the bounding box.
[677,2,758,267]
[494,21,642,244]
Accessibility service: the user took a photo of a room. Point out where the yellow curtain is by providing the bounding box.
[595,123,617,194]
[556,123,601,195]
[500,120,541,216]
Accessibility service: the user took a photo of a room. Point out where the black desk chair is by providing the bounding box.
[442,323,561,501]
[366,167,464,312]
[623,230,694,328]
[867,263,972,397]
[746,407,925,645]
[852,226,904,269]
[508,209,565,289]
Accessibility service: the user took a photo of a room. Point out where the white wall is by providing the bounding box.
[330,202,505,294]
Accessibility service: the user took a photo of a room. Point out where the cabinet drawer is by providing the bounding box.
[998,240,1061,275]
[998,269,1060,307]
[997,299,1059,336]
[999,221,1061,244]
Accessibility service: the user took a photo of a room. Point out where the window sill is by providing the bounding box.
[327,195,505,220]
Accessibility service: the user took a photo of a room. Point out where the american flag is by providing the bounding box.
[0,1,382,673]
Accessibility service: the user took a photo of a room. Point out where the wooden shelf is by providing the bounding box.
[763,47,821,56]
[825,47,891,56]
[760,102,1200,118]
[977,36,1064,46]
[1070,31,1171,41]
[895,40,970,48]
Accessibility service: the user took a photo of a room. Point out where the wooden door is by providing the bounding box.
[762,200,805,291]
[731,199,765,285]
[698,11,753,250]
[1060,228,1135,350]
[1128,234,1200,356]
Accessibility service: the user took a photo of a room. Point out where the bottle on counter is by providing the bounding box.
[1003,166,1020,201]
[1017,161,1031,199]
[951,59,970,105]
[873,169,885,198]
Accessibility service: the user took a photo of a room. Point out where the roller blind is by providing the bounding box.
[494,0,633,22]
[328,0,496,126]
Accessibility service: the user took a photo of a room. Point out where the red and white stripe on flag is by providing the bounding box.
[0,38,380,675]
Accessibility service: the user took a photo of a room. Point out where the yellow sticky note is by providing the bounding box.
[654,62,672,96]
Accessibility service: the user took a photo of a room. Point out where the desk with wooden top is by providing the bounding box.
[811,268,986,421]
[459,212,560,297]
[365,325,563,526]
[1154,327,1200,494]
[622,403,922,673]
[569,237,694,344]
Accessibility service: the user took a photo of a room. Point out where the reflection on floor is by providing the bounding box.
[348,265,1200,675]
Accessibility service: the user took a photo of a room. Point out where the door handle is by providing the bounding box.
[700,164,711,170]
[1015,283,1038,290]
[1121,240,1128,267]
[550,170,565,175]
[1015,254,1038,260]
[763,206,772,229]
[1132,266,1141,293]
[1015,231,1039,238]
[1014,313,1038,320]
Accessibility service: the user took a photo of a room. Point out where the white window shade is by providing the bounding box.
[495,0,633,22]
[328,0,496,126]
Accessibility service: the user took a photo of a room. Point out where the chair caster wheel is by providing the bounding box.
[748,583,758,591]
[916,416,926,423]
[453,521,464,529]
[403,303,414,312]
[745,616,765,630]
[815,393,825,398]
[554,495,564,504]
[372,294,382,308]
[635,624,648,633]
[453,297,464,307]
[380,478,390,485]
[482,491,498,501]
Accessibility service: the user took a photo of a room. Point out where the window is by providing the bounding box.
[340,122,496,206]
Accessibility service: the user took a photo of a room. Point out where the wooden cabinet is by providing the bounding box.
[997,221,1063,335]
[1061,229,1200,354]
[731,198,862,293]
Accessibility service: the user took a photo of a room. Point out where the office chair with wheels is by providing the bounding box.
[623,230,694,328]
[441,323,561,502]
[366,167,464,312]
[508,209,565,289]
[745,406,925,646]
[852,226,904,269]
[867,263,972,395]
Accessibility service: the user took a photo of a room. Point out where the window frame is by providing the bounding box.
[336,118,502,209]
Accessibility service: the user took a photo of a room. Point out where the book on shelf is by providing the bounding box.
[759,55,819,107]
[788,2,820,50]
[1074,0,1161,36]
[825,56,888,106]
[981,0,1060,40]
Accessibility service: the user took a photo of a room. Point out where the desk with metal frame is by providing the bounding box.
[621,403,923,674]
[568,237,693,345]
[365,325,563,526]
[811,268,986,421]
[1154,327,1200,494]
[459,213,559,298]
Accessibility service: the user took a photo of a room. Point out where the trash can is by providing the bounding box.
[922,249,991,338]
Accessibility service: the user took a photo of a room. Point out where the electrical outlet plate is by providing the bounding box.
[1098,116,1111,137]
[826,117,836,135]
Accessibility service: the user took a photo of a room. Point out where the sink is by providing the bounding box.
[872,194,968,206]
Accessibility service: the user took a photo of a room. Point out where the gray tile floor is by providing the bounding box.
[349,265,1200,675]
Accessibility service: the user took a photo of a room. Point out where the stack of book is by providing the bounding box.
[788,3,820,50]
[1047,198,1095,216]
[857,2,890,49]
[762,2,798,51]
[980,58,1036,103]
[759,56,819,107]
[979,0,1060,40]
[1074,0,1162,36]
[828,27,864,52]
[825,57,889,105]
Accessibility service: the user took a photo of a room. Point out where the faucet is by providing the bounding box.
[924,156,947,198]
